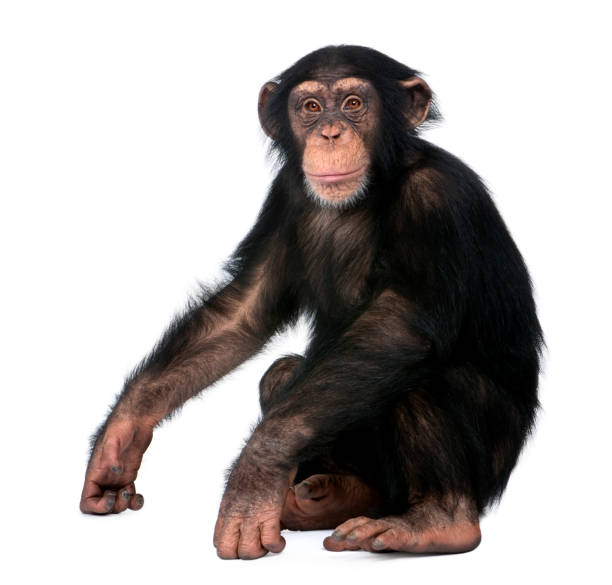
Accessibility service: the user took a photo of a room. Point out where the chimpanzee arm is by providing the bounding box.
[80,185,298,515]
[232,289,430,480]
[213,288,435,558]
[109,255,292,424]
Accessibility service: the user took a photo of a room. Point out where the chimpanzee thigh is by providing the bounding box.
[359,366,531,516]
[260,357,527,515]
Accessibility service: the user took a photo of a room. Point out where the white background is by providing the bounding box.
[1,1,610,583]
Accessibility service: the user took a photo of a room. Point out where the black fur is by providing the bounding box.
[242,45,542,514]
[108,45,543,519]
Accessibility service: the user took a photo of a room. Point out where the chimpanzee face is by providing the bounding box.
[287,77,380,208]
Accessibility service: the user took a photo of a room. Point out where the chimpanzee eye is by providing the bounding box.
[304,99,322,113]
[342,96,363,111]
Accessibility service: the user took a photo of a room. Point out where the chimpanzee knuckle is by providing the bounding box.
[104,492,117,513]
[88,501,106,515]
[236,520,264,559]
[237,540,267,561]
[215,528,239,559]
[214,517,243,553]
[240,550,268,561]
[216,545,238,560]
[81,496,111,515]
[80,498,95,514]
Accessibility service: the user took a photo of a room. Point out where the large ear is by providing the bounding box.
[258,81,279,138]
[399,77,432,128]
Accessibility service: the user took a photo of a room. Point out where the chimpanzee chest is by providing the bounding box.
[296,208,376,313]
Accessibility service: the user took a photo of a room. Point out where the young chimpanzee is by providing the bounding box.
[80,46,543,559]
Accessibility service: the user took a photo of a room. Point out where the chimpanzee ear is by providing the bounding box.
[258,81,279,138]
[399,77,432,128]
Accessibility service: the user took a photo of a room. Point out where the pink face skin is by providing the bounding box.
[288,77,379,208]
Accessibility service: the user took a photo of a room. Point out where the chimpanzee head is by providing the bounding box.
[258,45,439,208]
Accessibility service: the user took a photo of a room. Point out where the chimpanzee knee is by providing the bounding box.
[259,354,304,414]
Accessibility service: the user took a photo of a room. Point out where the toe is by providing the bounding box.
[295,474,331,500]
[323,535,362,552]
[331,516,375,541]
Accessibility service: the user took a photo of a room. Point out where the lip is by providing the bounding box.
[305,166,366,184]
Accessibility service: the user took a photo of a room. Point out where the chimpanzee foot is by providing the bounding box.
[281,473,381,531]
[323,512,481,554]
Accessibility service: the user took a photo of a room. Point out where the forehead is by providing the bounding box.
[290,77,371,96]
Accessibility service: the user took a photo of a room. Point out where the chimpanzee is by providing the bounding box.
[80,45,543,559]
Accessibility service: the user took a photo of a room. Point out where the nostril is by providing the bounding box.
[321,125,343,140]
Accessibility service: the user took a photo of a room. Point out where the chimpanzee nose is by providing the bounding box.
[320,123,343,141]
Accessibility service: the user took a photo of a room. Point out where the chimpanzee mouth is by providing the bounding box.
[305,166,367,184]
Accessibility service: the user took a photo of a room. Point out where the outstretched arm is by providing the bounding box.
[80,228,295,515]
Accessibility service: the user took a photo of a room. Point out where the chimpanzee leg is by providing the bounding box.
[323,394,480,552]
[259,355,382,530]
[324,367,531,554]
[259,355,304,415]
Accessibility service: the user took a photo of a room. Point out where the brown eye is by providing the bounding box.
[304,99,322,113]
[343,96,363,111]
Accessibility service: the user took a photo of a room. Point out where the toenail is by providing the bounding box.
[347,532,358,541]
[372,538,384,549]
[332,530,345,541]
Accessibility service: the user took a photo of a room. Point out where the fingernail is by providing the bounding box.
[121,490,130,500]
[332,529,344,541]
[135,494,144,508]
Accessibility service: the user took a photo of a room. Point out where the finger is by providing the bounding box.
[260,518,285,554]
[82,489,118,515]
[80,477,117,515]
[129,493,145,511]
[237,521,268,560]
[214,518,240,560]
[114,484,135,513]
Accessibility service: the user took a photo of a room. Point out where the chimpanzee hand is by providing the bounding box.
[213,470,291,560]
[80,419,154,514]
